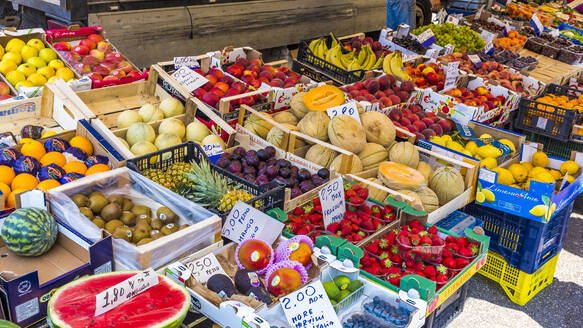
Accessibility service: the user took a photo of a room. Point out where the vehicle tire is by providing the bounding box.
[416,0,432,27]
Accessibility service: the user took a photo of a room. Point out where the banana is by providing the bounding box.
[309,39,320,54]
[364,47,377,70]
[347,58,361,71]
[328,45,345,69]
[390,51,412,81]
[383,52,395,74]
[316,39,328,59]
[330,32,339,50]
[357,46,369,66]
[325,46,336,63]
[339,50,354,69]
[373,54,385,69]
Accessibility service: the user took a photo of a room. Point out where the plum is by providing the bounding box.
[298,169,311,181]
[299,180,316,193]
[266,165,279,178]
[266,157,277,166]
[273,176,287,185]
[256,149,269,161]
[312,176,325,186]
[246,150,257,157]
[265,146,276,158]
[234,147,246,157]
[228,160,242,173]
[279,167,291,178]
[244,175,256,184]
[257,161,267,171]
[291,187,302,199]
[256,175,270,186]
[276,158,290,168]
[245,155,259,167]
[290,166,299,176]
[216,157,231,169]
[317,168,330,179]
[243,166,257,176]
[220,153,232,161]
[285,177,299,188]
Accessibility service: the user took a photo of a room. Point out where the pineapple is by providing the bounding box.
[168,162,191,188]
[177,158,256,212]
[143,169,175,190]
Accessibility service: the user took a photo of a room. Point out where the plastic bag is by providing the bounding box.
[48,167,220,269]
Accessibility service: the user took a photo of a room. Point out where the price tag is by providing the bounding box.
[550,28,560,37]
[536,117,548,129]
[226,48,246,63]
[326,101,361,123]
[318,176,346,227]
[444,44,455,55]
[210,56,221,69]
[468,54,482,68]
[174,56,200,69]
[222,202,285,244]
[95,268,158,316]
[202,143,224,157]
[425,48,439,59]
[281,281,342,328]
[273,87,296,109]
[417,29,437,48]
[443,61,460,92]
[172,66,209,92]
[446,15,459,25]
[480,30,496,43]
[189,253,227,284]
[484,41,494,55]
[530,14,544,36]
[437,9,447,24]
[396,24,410,38]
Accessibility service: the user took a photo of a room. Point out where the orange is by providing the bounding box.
[21,140,46,161]
[6,188,25,208]
[69,136,93,155]
[11,173,38,190]
[0,165,15,185]
[63,161,87,174]
[0,182,10,205]
[40,151,66,167]
[85,164,110,175]
[37,179,61,192]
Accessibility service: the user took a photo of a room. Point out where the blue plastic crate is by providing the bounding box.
[462,201,572,274]
[435,211,483,237]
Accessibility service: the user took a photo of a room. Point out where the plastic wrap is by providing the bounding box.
[48,167,220,269]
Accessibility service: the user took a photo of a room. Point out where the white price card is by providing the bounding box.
[468,54,482,67]
[446,15,459,25]
[172,66,208,92]
[95,268,158,316]
[444,44,455,55]
[437,8,447,24]
[319,176,346,227]
[417,29,437,48]
[425,48,440,59]
[273,87,296,109]
[222,201,285,244]
[326,101,361,123]
[281,281,342,328]
[484,41,494,55]
[396,24,410,38]
[202,143,224,157]
[174,56,200,69]
[550,28,560,37]
[210,56,221,69]
[530,14,544,36]
[480,30,496,43]
[443,61,460,92]
[189,253,228,284]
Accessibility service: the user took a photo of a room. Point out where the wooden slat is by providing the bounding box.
[519,49,583,85]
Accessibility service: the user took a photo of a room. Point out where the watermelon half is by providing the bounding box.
[47,271,190,328]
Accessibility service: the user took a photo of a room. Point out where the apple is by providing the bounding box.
[102,75,119,82]
[109,69,126,78]
[99,60,117,71]
[82,55,100,66]
[88,49,104,61]
[97,41,113,53]
[87,73,103,81]
[105,52,124,63]
[0,82,10,96]
[79,39,97,50]
[62,52,81,63]
[117,61,133,73]
[72,45,89,56]
[88,34,104,43]
[74,63,91,74]
[53,42,71,52]
[92,66,110,76]
[127,70,141,78]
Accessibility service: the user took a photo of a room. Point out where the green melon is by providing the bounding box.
[0,207,58,256]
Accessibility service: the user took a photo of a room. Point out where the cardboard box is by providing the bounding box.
[476,143,583,222]
[0,218,113,327]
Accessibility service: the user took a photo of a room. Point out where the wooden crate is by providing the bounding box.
[52,65,199,162]
[519,49,583,85]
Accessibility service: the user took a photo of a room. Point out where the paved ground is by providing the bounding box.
[448,211,583,328]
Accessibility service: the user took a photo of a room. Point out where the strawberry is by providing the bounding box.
[427,225,438,235]
[414,262,425,272]
[432,257,443,264]
[405,259,416,268]
[410,234,421,245]
[384,230,396,245]
[431,235,445,246]
[360,255,373,266]
[297,228,308,235]
[388,273,402,287]
[311,214,322,223]
[351,223,359,232]
[341,225,352,236]
[392,254,403,264]
[445,236,456,244]
[345,212,357,221]
[383,205,394,214]
[402,250,415,261]
[357,231,366,238]
[350,196,365,205]
[447,243,459,253]
[401,225,411,232]
[373,219,383,230]
[442,249,453,258]
[314,204,322,213]
[424,265,436,278]
[443,257,457,269]
[436,274,448,284]
[456,236,469,248]
[365,241,379,255]
[388,267,401,275]
[365,266,380,276]
[292,207,305,216]
[415,271,426,278]
[436,264,448,276]
[383,212,396,222]
[346,189,357,198]
[412,245,425,257]
[378,239,389,250]
[469,243,479,256]
[327,222,340,233]
[356,188,369,200]
[304,223,314,232]
[361,219,375,231]
[411,227,422,235]
[420,235,432,246]
[456,257,469,269]
[371,205,381,214]
[380,267,389,275]
[458,247,474,258]
[313,198,321,206]
[361,205,372,215]
[383,259,393,269]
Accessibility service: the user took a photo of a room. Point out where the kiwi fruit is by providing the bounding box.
[161,223,179,235]
[89,191,105,198]
[121,198,134,211]
[105,219,124,234]
[79,207,94,219]
[93,218,105,228]
[113,226,133,242]
[156,207,178,224]
[135,219,152,233]
[180,224,189,230]
[120,211,137,226]
[131,205,151,217]
[88,194,108,213]
[137,238,152,246]
[151,218,164,230]
[132,228,150,243]
[150,229,163,240]
[71,194,88,208]
[107,195,124,205]
[101,203,122,222]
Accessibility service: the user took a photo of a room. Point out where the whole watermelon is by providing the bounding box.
[1,208,58,256]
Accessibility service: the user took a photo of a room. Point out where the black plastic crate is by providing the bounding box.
[424,281,470,328]
[515,83,583,142]
[291,60,334,84]
[523,131,583,160]
[126,142,285,219]
[296,35,366,85]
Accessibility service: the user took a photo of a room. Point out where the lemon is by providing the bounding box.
[492,168,515,185]
[5,38,25,54]
[521,161,533,172]
[39,48,57,63]
[15,80,33,90]
[20,45,38,62]
[476,191,485,203]
[465,141,478,155]
[477,144,502,159]
[0,60,17,75]
[430,136,445,146]
[560,160,579,175]
[474,154,483,160]
[56,67,74,81]
[16,63,36,77]
[47,76,58,83]
[509,184,522,189]
[48,59,65,70]
[27,73,47,86]
[479,133,492,139]
[37,66,55,79]
[26,38,45,51]
[498,138,516,154]
[480,157,498,170]
[41,130,57,138]
[527,171,556,190]
[508,163,527,183]
[18,138,34,144]
[26,57,46,69]
[2,52,22,65]
[567,175,575,184]
[5,70,25,86]
[441,135,453,145]
[549,169,563,181]
[482,189,495,202]
[462,149,473,157]
[532,151,549,167]
[0,46,4,59]
[448,142,465,153]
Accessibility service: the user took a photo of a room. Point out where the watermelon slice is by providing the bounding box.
[48,271,190,328]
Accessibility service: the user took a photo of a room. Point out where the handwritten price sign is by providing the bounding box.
[174,56,200,69]
[95,268,158,316]
[281,281,341,328]
[319,176,346,227]
[222,202,284,244]
[172,66,208,92]
[326,102,361,123]
[188,253,227,284]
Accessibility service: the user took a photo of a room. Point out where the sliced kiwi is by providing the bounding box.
[150,229,163,240]
[131,205,151,217]
[88,194,108,214]
[71,194,88,208]
[151,218,164,230]
[93,218,105,228]
[161,223,179,235]
[105,219,124,234]
[113,226,133,242]
[120,211,137,226]
[79,207,94,219]
[101,203,122,222]
[137,238,152,246]
[132,228,150,243]
[156,206,178,224]
[121,198,134,211]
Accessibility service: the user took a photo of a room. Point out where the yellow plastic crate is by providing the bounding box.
[478,251,559,306]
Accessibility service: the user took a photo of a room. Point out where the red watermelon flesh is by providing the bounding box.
[48,271,190,328]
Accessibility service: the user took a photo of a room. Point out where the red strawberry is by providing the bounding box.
[388,267,401,275]
[427,225,438,235]
[327,222,340,233]
[447,243,459,253]
[351,223,359,232]
[469,243,479,256]
[456,236,469,248]
[312,198,321,206]
[346,189,357,198]
[297,228,308,235]
[437,274,448,284]
[442,249,453,258]
[365,241,379,255]
[383,259,393,269]
[357,231,366,238]
[378,239,389,250]
[357,188,369,199]
[365,266,380,275]
[412,245,424,257]
[414,262,425,272]
[432,257,443,264]
[350,196,365,205]
[402,250,415,261]
[424,265,436,278]
[380,267,389,275]
[420,235,432,245]
[360,255,372,266]
[388,273,402,287]
[292,207,304,216]
[383,212,396,222]
[431,235,445,246]
[405,259,416,268]
[362,220,375,231]
[398,234,411,246]
[415,271,426,278]
[456,257,470,269]
[314,204,322,213]
[391,254,403,264]
[445,236,456,244]
[304,223,314,232]
[436,264,448,275]
[311,214,322,222]
[383,205,394,214]
[458,247,474,258]
[341,225,352,235]
[361,205,373,215]
[410,234,421,245]
[372,205,381,214]
[411,227,422,235]
[443,257,457,269]
[373,219,383,230]
[385,230,396,245]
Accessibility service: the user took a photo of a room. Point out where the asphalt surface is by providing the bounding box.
[448,208,583,328]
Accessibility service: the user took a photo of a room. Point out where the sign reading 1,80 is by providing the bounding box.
[326,102,361,123]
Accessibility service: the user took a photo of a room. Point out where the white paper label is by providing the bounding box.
[396,24,410,38]
[437,9,447,24]
[15,298,39,323]
[444,44,455,55]
[417,29,436,48]
[530,14,544,36]
[226,48,247,63]
[468,54,482,66]
[479,168,497,184]
[443,61,460,92]
[274,87,296,109]
[202,143,224,157]
[174,56,200,69]
[95,268,159,316]
[446,15,459,25]
[172,66,209,92]
[210,56,221,69]
[190,253,227,284]
[480,30,496,43]
[536,117,548,129]
[551,28,560,37]
[425,48,439,58]
[326,101,361,123]
[484,41,494,55]
[319,177,346,227]
[281,281,342,328]
[222,201,285,244]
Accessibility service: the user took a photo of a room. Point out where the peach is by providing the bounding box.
[409,114,419,123]
[401,81,414,92]
[215,82,229,93]
[225,88,240,97]
[243,70,258,78]
[429,123,443,136]
[380,97,393,107]
[261,65,275,74]
[280,67,290,74]
[220,75,234,85]
[366,80,380,93]
[72,45,89,56]
[226,64,243,78]
[374,91,386,99]
[118,61,133,73]
[284,77,297,86]
[410,104,422,113]
[364,94,375,101]
[97,41,113,53]
[349,90,361,99]
[239,96,256,106]
[250,79,261,89]
[384,88,394,96]
[247,65,260,74]
[270,78,284,88]
[273,71,286,80]
[259,77,270,84]
[426,72,439,85]
[88,34,104,43]
[422,67,435,76]
[240,74,254,85]
[413,121,427,131]
[258,70,273,80]
[232,82,246,92]
[406,125,418,133]
[421,128,436,139]
[0,82,10,96]
[235,58,248,67]
[388,95,401,105]
[53,42,71,52]
[209,87,225,97]
[353,82,364,90]
[438,119,451,133]
[400,117,411,126]
[421,118,434,127]
[202,91,220,107]
[205,75,218,86]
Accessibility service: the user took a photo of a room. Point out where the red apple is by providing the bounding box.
[53,42,71,52]
[82,55,100,66]
[202,92,220,107]
[117,61,133,73]
[105,52,124,63]
[127,70,141,78]
[89,49,104,60]
[97,41,113,53]
[109,69,126,78]
[92,66,109,76]
[102,75,119,82]
[87,73,103,81]
[72,45,89,56]
[74,63,91,74]
[99,60,117,71]
[79,39,97,50]
[88,33,104,43]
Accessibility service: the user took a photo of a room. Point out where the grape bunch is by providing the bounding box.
[413,23,485,52]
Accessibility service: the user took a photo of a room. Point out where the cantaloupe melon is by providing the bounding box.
[417,161,433,182]
[330,155,363,174]
[297,111,330,141]
[266,124,297,149]
[378,161,426,191]
[396,189,424,211]
[290,92,310,119]
[328,115,366,154]
[417,187,439,212]
[359,143,389,170]
[429,166,465,205]
[305,144,337,167]
[367,178,388,203]
[273,111,298,125]
[360,111,396,147]
[244,113,273,139]
[389,142,419,168]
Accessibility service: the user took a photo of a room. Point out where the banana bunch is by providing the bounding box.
[308,38,383,71]
[382,51,412,81]
[308,38,329,60]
